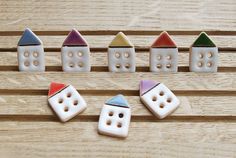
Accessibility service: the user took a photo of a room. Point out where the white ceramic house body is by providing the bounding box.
[150,48,178,72]
[17,45,45,72]
[190,47,218,72]
[108,47,135,72]
[61,46,90,72]
[98,104,131,138]
[48,85,87,122]
[140,83,180,119]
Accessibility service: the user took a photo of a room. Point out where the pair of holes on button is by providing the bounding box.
[157,64,171,69]
[24,60,39,67]
[198,62,213,67]
[116,64,130,69]
[115,52,130,58]
[152,91,164,101]
[24,51,39,58]
[199,52,213,59]
[69,62,84,68]
[157,55,171,60]
[108,111,124,118]
[106,120,122,128]
[68,51,83,58]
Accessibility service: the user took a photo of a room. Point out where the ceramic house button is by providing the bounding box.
[190,32,218,72]
[150,31,178,72]
[61,29,91,72]
[98,94,131,138]
[140,80,180,119]
[17,28,45,71]
[48,82,87,122]
[108,32,135,72]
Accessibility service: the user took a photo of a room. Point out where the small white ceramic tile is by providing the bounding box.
[61,46,91,72]
[48,85,87,122]
[150,48,178,72]
[108,47,135,72]
[140,83,180,119]
[17,45,45,71]
[98,104,131,138]
[190,47,218,72]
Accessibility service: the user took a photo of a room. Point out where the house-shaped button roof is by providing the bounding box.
[192,32,216,47]
[63,29,88,46]
[109,32,134,48]
[48,82,67,97]
[151,31,177,48]
[18,28,42,46]
[105,94,129,108]
[140,80,160,96]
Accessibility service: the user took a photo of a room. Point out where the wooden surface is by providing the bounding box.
[0,0,236,157]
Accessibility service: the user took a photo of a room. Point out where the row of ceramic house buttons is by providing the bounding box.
[17,28,218,73]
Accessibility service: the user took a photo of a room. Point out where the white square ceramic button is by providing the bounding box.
[189,32,218,72]
[17,28,45,72]
[61,29,91,72]
[140,80,180,119]
[48,82,87,122]
[108,32,135,72]
[98,94,131,138]
[150,31,178,72]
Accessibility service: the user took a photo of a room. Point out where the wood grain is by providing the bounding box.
[0,122,235,158]
[0,35,235,49]
[0,0,235,31]
[0,0,235,157]
[0,72,235,91]
[0,95,235,117]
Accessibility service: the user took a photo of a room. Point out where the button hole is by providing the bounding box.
[124,52,130,58]
[152,96,157,101]
[115,52,120,58]
[125,63,130,69]
[108,111,114,116]
[106,120,112,126]
[73,100,79,106]
[116,64,121,69]
[33,51,39,57]
[157,64,162,69]
[67,92,72,98]
[24,51,30,57]
[118,113,124,118]
[24,61,30,67]
[68,51,73,57]
[78,62,84,68]
[58,98,63,104]
[78,52,83,57]
[159,91,164,96]
[117,122,122,128]
[64,106,69,112]
[166,64,171,69]
[159,104,165,109]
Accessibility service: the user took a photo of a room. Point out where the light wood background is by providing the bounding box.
[0,0,235,157]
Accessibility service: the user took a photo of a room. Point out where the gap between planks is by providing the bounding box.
[0,93,235,121]
[0,90,236,96]
[0,66,235,72]
[0,115,235,123]
[1,47,236,52]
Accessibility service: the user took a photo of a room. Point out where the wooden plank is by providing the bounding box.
[0,51,235,68]
[0,35,235,48]
[0,122,235,158]
[0,0,235,31]
[0,95,235,117]
[0,72,235,91]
